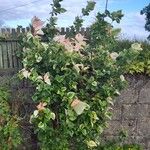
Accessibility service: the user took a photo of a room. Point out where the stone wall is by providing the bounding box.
[0,71,150,149]
[104,75,150,150]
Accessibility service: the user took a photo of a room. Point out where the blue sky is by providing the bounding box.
[0,0,149,40]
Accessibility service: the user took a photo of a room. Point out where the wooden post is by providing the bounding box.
[60,27,65,35]
[81,28,85,35]
[22,28,26,34]
[12,28,16,39]
[0,41,3,68]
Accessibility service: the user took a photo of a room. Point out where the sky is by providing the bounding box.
[0,0,149,40]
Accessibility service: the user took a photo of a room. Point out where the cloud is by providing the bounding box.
[0,0,50,21]
[0,0,116,27]
[114,12,149,40]
[0,0,149,39]
[0,0,103,27]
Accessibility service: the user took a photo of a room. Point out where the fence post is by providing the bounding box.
[1,28,5,35]
[60,27,65,35]
[12,28,16,38]
[22,28,26,34]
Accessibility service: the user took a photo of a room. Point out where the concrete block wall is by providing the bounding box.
[104,75,150,150]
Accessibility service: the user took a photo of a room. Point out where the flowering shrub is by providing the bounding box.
[19,0,142,149]
[111,39,150,75]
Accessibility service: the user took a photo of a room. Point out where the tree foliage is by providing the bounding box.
[141,3,150,40]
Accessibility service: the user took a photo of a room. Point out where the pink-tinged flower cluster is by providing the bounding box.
[20,68,51,85]
[31,16,44,36]
[53,33,87,52]
[37,102,47,111]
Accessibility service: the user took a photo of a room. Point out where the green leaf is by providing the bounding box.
[38,122,46,130]
[59,8,66,13]
[61,87,67,92]
[35,54,42,63]
[87,140,97,148]
[33,110,39,117]
[55,75,64,83]
[73,16,84,32]
[51,112,56,120]
[110,10,124,23]
[67,110,77,121]
[82,129,87,136]
[67,92,76,100]
[82,1,96,16]
[41,42,48,50]
[97,125,104,134]
[92,81,98,86]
